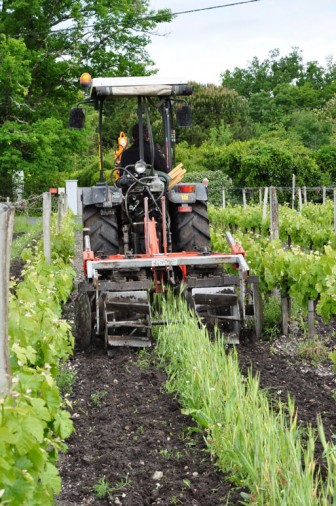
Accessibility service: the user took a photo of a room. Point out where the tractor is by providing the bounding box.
[69,75,263,352]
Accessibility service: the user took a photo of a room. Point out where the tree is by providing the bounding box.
[315,145,336,182]
[287,111,331,150]
[177,82,252,146]
[0,1,172,196]
[0,36,31,124]
[221,48,304,98]
[0,1,171,113]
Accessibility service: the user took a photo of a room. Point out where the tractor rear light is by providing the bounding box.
[177,184,196,193]
[178,205,192,212]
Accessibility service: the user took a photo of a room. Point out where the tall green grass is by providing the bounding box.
[11,216,42,259]
[156,296,335,505]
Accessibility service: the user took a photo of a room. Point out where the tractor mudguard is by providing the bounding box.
[167,182,207,204]
[82,185,122,207]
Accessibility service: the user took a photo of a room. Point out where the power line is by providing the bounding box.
[1,0,261,37]
[172,0,261,16]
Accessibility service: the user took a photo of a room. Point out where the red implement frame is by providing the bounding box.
[83,199,248,288]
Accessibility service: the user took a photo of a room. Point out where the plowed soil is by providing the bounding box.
[57,235,336,505]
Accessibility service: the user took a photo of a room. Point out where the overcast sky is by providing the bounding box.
[147,0,336,84]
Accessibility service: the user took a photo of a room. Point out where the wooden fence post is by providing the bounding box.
[292,174,296,210]
[57,194,62,233]
[242,188,246,209]
[222,188,226,209]
[323,186,326,205]
[308,300,315,338]
[298,187,303,213]
[303,186,307,205]
[43,192,51,264]
[0,203,14,395]
[270,186,279,240]
[334,188,336,233]
[281,294,289,336]
[262,187,269,221]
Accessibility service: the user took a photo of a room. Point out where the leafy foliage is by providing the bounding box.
[210,203,336,321]
[0,212,75,505]
[0,2,172,196]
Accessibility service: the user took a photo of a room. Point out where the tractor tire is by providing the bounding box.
[83,205,119,257]
[74,291,93,349]
[172,201,211,252]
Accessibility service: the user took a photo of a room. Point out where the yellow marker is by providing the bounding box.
[114,132,128,178]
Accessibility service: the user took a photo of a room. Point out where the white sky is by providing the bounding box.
[147,0,336,84]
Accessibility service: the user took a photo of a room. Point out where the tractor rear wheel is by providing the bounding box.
[83,205,119,256]
[172,201,211,252]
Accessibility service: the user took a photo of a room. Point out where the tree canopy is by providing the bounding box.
[175,48,336,189]
[0,0,171,197]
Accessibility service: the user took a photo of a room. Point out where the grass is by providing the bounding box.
[296,336,329,365]
[159,448,183,459]
[92,475,132,500]
[262,295,282,340]
[156,295,336,505]
[11,216,42,259]
[136,348,151,369]
[56,362,77,396]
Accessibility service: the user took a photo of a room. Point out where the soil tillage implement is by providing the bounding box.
[71,75,263,350]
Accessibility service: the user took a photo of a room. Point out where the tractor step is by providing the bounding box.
[107,335,152,347]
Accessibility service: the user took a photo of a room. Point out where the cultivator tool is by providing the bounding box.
[103,290,152,347]
[75,223,263,350]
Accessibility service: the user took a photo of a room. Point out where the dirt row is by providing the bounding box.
[55,235,336,505]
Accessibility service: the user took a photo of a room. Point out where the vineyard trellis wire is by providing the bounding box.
[216,184,336,214]
[216,185,336,232]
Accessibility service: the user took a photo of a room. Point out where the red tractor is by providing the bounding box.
[70,76,262,352]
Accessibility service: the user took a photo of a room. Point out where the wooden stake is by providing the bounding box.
[270,186,279,240]
[0,203,14,395]
[334,188,336,233]
[262,187,269,221]
[298,187,302,213]
[292,174,296,210]
[43,192,51,264]
[281,294,289,336]
[303,186,307,204]
[242,188,246,209]
[308,300,315,338]
[222,188,226,209]
[57,194,63,232]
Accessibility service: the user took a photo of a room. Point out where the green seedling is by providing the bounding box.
[92,477,112,500]
[159,448,183,459]
[90,389,108,408]
[137,348,151,369]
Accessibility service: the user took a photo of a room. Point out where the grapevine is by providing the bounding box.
[0,212,75,505]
